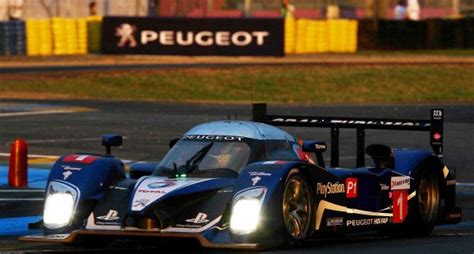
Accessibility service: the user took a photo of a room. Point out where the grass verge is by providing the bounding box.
[0,65,472,104]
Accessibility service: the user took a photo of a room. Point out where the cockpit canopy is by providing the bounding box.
[154,121,301,177]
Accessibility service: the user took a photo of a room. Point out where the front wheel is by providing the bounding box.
[281,169,313,246]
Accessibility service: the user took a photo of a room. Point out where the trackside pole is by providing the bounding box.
[8,139,28,188]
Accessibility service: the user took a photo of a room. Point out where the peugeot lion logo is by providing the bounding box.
[116,23,137,48]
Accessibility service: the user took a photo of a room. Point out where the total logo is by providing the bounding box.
[185,212,210,224]
[147,179,176,189]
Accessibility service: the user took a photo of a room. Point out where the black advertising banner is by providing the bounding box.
[101,17,284,56]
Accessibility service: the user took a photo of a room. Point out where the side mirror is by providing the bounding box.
[102,134,123,155]
[302,140,327,167]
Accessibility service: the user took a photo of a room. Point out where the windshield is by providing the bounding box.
[155,140,251,175]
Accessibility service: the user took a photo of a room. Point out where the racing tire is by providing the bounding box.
[281,168,313,246]
[407,166,441,236]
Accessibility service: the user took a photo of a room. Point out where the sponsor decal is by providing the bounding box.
[271,118,430,128]
[326,217,344,226]
[116,23,137,48]
[45,234,70,240]
[448,212,461,219]
[262,160,286,165]
[248,171,272,176]
[315,144,327,150]
[345,178,358,199]
[380,183,390,191]
[432,109,443,118]
[346,217,390,227]
[391,176,410,190]
[97,210,120,221]
[63,155,98,164]
[392,190,408,223]
[251,176,261,186]
[433,132,442,141]
[102,17,283,56]
[61,165,81,180]
[133,199,150,209]
[131,177,211,212]
[139,30,270,47]
[138,189,166,194]
[147,179,176,189]
[183,135,243,142]
[185,212,210,224]
[317,182,346,198]
[446,180,456,186]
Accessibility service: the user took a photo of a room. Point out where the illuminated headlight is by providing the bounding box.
[43,193,75,229]
[230,187,267,235]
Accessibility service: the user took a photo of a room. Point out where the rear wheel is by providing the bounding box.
[411,168,440,234]
[281,169,313,245]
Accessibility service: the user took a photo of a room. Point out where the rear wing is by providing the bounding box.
[252,103,443,168]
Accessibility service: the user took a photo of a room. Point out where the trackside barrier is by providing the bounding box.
[8,139,28,188]
[0,21,26,56]
[24,17,96,56]
[285,18,358,54]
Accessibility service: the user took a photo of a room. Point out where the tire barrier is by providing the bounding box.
[358,18,474,50]
[26,19,52,56]
[0,21,26,56]
[2,18,95,56]
[286,18,358,54]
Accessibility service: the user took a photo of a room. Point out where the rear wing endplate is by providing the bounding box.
[252,103,443,168]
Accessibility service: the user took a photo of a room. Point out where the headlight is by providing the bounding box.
[43,181,79,229]
[43,193,75,229]
[230,187,267,235]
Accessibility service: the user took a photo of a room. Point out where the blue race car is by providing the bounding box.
[21,104,461,249]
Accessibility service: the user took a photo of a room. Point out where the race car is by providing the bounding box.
[21,104,461,249]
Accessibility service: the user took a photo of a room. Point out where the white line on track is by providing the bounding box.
[0,153,59,159]
[0,198,44,201]
[18,137,103,144]
[456,182,474,188]
[0,109,80,117]
[0,189,44,193]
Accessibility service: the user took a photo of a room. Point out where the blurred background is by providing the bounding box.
[0,0,473,20]
[1,0,474,56]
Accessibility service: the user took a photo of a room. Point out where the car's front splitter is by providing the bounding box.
[19,229,263,250]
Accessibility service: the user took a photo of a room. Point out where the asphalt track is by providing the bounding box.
[0,100,473,253]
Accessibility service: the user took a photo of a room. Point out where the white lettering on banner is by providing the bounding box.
[138,30,270,47]
[160,31,174,45]
[177,31,193,46]
[215,32,230,46]
[195,31,213,46]
[141,30,158,44]
[252,31,269,45]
